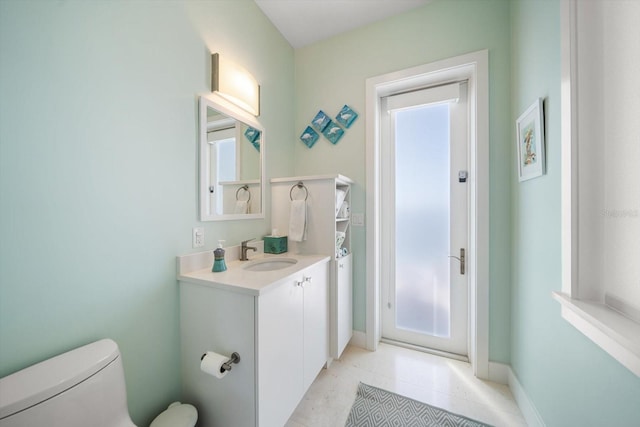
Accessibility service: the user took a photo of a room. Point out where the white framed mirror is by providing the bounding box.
[199,94,265,221]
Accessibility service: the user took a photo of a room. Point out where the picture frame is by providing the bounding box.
[322,120,344,145]
[516,98,545,181]
[311,110,331,132]
[335,104,358,128]
[244,126,260,143]
[244,127,261,151]
[300,126,319,148]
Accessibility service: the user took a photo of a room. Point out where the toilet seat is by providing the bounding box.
[150,402,197,427]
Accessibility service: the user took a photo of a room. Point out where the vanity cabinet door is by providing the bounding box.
[335,254,353,359]
[257,277,304,427]
[303,261,329,390]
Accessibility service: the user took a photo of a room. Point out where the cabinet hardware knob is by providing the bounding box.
[295,276,312,287]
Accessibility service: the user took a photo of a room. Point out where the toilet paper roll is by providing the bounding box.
[200,351,230,379]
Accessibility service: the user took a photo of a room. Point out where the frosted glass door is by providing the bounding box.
[396,104,451,337]
[381,83,468,357]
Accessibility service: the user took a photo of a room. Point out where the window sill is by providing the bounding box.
[553,292,640,377]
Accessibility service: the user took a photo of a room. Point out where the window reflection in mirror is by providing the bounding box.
[199,95,264,221]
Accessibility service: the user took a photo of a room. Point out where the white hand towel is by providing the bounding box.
[289,199,307,242]
[234,200,248,214]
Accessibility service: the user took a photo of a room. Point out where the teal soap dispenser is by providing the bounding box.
[212,240,227,272]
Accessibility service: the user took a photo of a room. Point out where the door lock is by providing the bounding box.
[448,248,465,275]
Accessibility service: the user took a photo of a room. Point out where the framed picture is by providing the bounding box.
[300,126,319,148]
[335,104,358,128]
[244,127,260,151]
[311,110,331,132]
[516,98,545,181]
[322,120,344,144]
[244,127,260,143]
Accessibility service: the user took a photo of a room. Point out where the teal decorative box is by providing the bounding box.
[263,236,288,254]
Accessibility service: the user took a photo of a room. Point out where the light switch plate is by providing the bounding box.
[351,213,365,226]
[192,227,204,248]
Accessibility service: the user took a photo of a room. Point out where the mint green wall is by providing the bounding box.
[293,0,513,362]
[3,1,637,425]
[0,1,293,425]
[510,0,640,425]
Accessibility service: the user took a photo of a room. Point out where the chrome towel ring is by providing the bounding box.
[236,185,251,203]
[289,181,309,201]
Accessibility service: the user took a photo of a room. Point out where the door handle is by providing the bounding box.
[448,248,465,275]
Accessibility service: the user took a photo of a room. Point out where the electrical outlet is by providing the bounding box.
[351,213,365,226]
[192,227,204,248]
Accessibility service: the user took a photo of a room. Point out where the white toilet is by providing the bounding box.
[0,339,197,427]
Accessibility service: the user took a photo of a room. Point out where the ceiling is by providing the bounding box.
[254,0,431,49]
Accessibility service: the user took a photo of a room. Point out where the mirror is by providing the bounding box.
[199,95,264,220]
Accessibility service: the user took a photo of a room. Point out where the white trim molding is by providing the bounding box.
[349,330,367,349]
[507,365,546,427]
[489,362,545,427]
[488,361,509,385]
[365,50,490,379]
[553,292,640,376]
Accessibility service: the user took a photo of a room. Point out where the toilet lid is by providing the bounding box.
[150,403,197,427]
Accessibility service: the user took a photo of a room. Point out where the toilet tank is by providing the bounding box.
[0,339,136,427]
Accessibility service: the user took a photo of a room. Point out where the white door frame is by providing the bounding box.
[365,50,490,379]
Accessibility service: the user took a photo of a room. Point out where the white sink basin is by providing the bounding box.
[242,258,298,272]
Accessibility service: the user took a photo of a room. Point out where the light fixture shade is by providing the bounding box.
[211,53,260,116]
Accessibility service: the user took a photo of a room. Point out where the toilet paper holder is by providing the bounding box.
[201,351,241,373]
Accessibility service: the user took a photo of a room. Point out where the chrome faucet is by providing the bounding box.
[240,238,257,261]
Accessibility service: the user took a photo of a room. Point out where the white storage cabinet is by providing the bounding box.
[271,174,353,359]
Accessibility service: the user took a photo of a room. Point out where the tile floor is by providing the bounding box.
[286,343,528,427]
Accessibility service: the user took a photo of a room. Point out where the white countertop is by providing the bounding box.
[177,251,330,296]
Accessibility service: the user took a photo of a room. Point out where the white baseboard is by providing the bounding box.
[488,362,545,426]
[349,330,367,348]
[506,365,546,427]
[488,361,509,384]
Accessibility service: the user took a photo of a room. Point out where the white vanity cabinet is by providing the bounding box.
[257,260,328,426]
[271,175,354,359]
[178,256,329,427]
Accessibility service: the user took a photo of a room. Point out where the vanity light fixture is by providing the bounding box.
[211,53,260,116]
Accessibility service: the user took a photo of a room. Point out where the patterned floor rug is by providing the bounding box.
[345,382,493,427]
